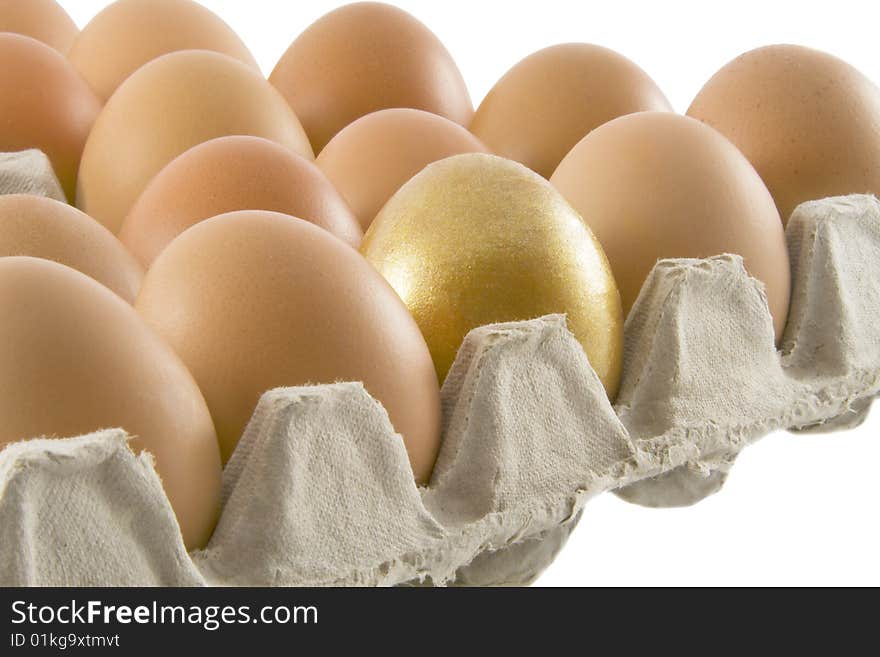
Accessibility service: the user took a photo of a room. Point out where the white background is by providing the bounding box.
[60,0,880,586]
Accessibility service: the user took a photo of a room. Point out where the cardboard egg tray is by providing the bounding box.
[0,150,878,586]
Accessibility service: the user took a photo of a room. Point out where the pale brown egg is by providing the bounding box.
[0,0,77,53]
[0,194,142,302]
[68,0,258,102]
[119,136,362,267]
[269,2,473,154]
[550,112,791,342]
[135,210,441,484]
[0,34,101,202]
[77,50,314,235]
[471,44,672,179]
[0,256,221,550]
[688,45,880,224]
[317,109,490,231]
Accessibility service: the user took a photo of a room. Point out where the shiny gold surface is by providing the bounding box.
[361,153,624,399]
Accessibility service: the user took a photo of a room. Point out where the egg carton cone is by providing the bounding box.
[0,150,66,201]
[1,149,878,586]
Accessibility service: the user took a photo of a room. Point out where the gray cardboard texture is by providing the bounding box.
[0,150,66,201]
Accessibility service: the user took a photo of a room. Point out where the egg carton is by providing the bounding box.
[0,149,66,201]
[0,150,878,586]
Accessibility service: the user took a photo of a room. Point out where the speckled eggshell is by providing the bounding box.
[470,43,672,178]
[0,256,222,550]
[0,34,101,202]
[68,0,258,102]
[270,2,473,154]
[0,194,143,303]
[77,50,314,235]
[317,109,490,231]
[135,210,441,485]
[688,44,880,224]
[119,136,362,267]
[0,0,78,53]
[550,112,791,342]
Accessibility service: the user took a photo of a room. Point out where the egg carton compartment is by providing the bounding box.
[0,150,878,586]
[0,150,66,201]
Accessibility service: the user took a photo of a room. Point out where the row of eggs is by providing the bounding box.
[2,0,880,552]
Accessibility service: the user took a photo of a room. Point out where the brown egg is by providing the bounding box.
[135,211,441,484]
[0,34,101,202]
[471,44,672,178]
[317,109,490,231]
[0,257,221,550]
[0,0,78,53]
[688,45,880,224]
[77,50,314,235]
[0,194,143,302]
[269,2,473,154]
[119,136,362,267]
[68,0,258,102]
[550,112,790,342]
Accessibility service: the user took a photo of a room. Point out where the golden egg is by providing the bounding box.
[68,0,258,102]
[77,50,314,234]
[269,2,473,154]
[0,33,101,202]
[0,194,143,303]
[688,45,880,224]
[0,0,78,54]
[360,153,623,398]
[0,256,221,550]
[471,43,671,179]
